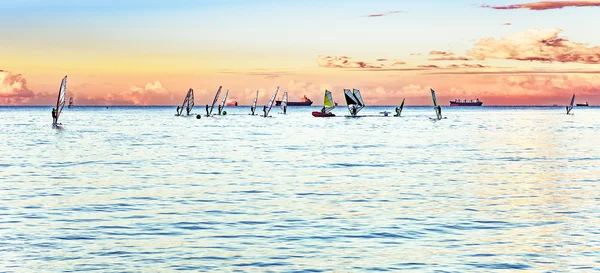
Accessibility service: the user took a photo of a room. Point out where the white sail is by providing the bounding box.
[251,90,259,115]
[179,88,194,115]
[567,93,575,114]
[264,86,279,117]
[280,92,288,111]
[208,86,222,116]
[55,76,67,124]
[353,89,365,112]
[218,90,229,115]
[431,88,442,120]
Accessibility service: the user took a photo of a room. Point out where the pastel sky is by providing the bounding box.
[2,0,600,106]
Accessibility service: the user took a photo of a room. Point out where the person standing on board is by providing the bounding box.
[51,108,57,124]
[263,105,267,117]
[218,105,222,115]
[186,107,190,116]
[283,105,287,114]
[205,104,209,116]
[394,107,400,116]
[176,106,180,115]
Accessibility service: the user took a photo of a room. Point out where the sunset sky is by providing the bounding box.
[2,0,600,106]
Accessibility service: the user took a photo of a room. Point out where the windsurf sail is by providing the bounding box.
[431,88,442,120]
[54,76,67,124]
[264,86,279,117]
[280,91,288,112]
[395,98,405,116]
[178,88,194,115]
[324,90,334,112]
[344,89,364,116]
[251,90,259,115]
[567,93,575,114]
[218,90,229,115]
[208,86,222,116]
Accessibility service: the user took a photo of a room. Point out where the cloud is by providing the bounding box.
[79,81,181,105]
[467,28,600,64]
[0,71,35,105]
[428,50,472,61]
[503,22,512,25]
[376,58,388,62]
[393,61,406,65]
[364,10,402,17]
[219,70,291,79]
[417,65,440,69]
[410,53,422,56]
[317,55,382,69]
[481,1,600,10]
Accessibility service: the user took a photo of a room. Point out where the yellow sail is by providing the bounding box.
[324,90,334,110]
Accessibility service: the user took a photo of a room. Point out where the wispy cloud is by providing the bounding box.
[428,51,473,61]
[317,55,383,69]
[481,1,600,10]
[467,28,600,64]
[364,10,403,17]
[503,22,512,25]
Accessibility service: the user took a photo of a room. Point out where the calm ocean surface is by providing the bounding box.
[1,105,599,272]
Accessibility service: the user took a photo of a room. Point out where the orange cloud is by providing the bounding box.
[481,0,600,10]
[428,51,472,61]
[468,29,600,64]
[364,10,402,17]
[418,65,440,69]
[317,56,382,69]
[393,61,406,65]
[0,71,35,105]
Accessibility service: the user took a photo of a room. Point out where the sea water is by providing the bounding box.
[1,106,599,272]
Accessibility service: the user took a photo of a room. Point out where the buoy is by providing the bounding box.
[196,114,201,119]
[222,111,227,115]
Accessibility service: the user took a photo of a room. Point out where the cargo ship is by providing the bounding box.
[276,95,313,106]
[449,98,483,106]
[576,102,589,106]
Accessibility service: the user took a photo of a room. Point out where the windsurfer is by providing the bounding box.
[176,106,180,115]
[51,108,57,124]
[283,105,287,114]
[186,107,190,115]
[436,105,442,119]
[321,107,326,113]
[263,105,267,117]
[218,105,222,115]
[205,104,209,116]
[250,105,255,115]
[395,107,400,116]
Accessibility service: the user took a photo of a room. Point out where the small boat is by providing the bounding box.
[263,87,279,117]
[344,89,364,117]
[206,86,222,116]
[53,76,67,127]
[449,98,483,106]
[566,94,575,115]
[276,95,312,106]
[176,88,194,116]
[312,90,336,117]
[68,97,74,108]
[576,102,589,106]
[250,91,259,115]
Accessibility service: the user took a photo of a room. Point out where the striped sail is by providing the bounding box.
[251,90,259,115]
[55,76,67,123]
[209,86,222,116]
[264,87,279,117]
[280,92,288,111]
[218,90,229,114]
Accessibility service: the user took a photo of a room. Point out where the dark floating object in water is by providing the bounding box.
[196,114,201,119]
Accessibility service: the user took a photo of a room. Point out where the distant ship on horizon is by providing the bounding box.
[576,101,589,106]
[449,98,483,106]
[276,95,313,106]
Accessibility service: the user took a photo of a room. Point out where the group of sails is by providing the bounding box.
[49,75,585,127]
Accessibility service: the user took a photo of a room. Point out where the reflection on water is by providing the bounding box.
[0,106,599,272]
